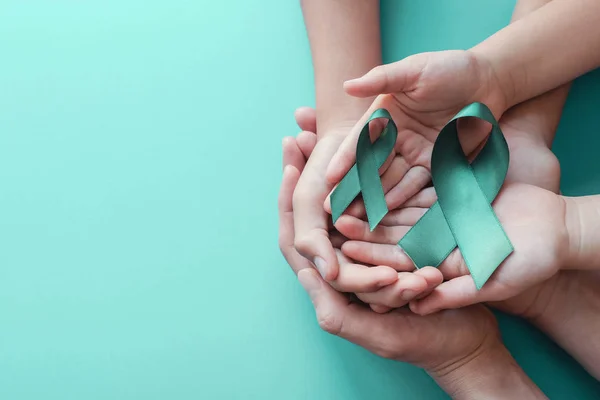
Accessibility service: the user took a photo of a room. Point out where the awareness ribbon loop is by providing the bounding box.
[331,102,514,289]
[330,109,397,231]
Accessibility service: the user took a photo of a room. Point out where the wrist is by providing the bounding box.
[316,100,374,140]
[528,271,600,379]
[563,195,600,271]
[564,196,582,269]
[430,341,545,399]
[466,48,511,118]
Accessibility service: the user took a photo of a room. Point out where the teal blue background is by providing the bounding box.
[0,1,598,398]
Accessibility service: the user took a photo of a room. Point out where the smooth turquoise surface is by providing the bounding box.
[0,1,598,399]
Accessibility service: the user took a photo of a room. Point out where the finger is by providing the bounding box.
[293,137,345,281]
[404,187,437,208]
[326,94,396,185]
[384,166,432,210]
[335,215,409,244]
[343,58,425,98]
[412,267,444,299]
[356,272,429,308]
[436,249,470,280]
[341,241,415,272]
[334,152,404,217]
[457,117,491,159]
[278,165,312,274]
[278,166,300,218]
[380,207,427,226]
[282,137,306,172]
[294,106,317,133]
[379,154,409,194]
[329,249,398,292]
[368,118,385,138]
[330,232,347,249]
[409,275,488,315]
[296,130,317,159]
[331,262,399,294]
[294,227,339,281]
[358,268,443,310]
[370,304,392,313]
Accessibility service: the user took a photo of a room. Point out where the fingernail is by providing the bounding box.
[313,257,328,279]
[401,290,417,301]
[298,271,321,300]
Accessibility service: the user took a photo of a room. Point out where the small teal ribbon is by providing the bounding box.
[330,109,397,231]
[331,103,513,289]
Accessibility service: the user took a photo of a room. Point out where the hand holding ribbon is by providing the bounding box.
[332,103,514,289]
[333,103,570,312]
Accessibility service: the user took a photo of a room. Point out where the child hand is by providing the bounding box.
[337,183,569,313]
[283,144,513,385]
[324,50,508,213]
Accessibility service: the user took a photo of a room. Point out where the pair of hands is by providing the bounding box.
[287,49,568,312]
[289,50,498,306]
[280,49,571,373]
[280,123,500,377]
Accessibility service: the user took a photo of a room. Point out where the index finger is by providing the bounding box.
[279,165,313,274]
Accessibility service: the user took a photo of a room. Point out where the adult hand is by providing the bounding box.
[280,150,544,398]
[291,107,404,287]
[280,139,498,370]
[284,107,391,287]
[323,50,563,216]
[281,116,438,302]
[331,77,566,311]
[338,182,568,312]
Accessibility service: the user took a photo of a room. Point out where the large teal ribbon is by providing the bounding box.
[331,102,513,289]
[330,109,397,231]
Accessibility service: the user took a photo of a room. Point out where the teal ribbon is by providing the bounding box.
[331,102,513,289]
[330,109,397,231]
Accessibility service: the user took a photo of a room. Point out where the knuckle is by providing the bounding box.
[380,66,392,90]
[390,287,407,308]
[370,64,386,82]
[316,309,343,335]
[375,347,400,360]
[294,233,314,255]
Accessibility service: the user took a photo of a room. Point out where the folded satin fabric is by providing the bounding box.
[330,108,397,231]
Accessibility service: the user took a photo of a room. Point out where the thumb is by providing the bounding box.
[298,268,349,336]
[409,275,488,315]
[298,268,407,359]
[344,56,426,98]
